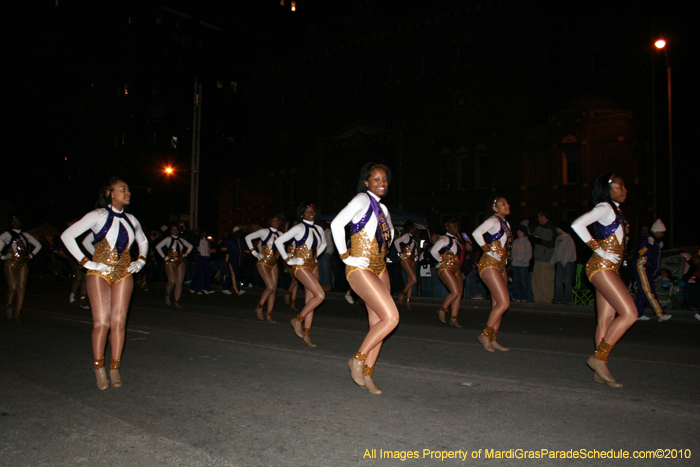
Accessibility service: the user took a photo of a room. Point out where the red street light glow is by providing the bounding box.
[165,166,174,174]
[655,39,666,49]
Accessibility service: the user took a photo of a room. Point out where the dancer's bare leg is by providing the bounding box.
[258,265,279,313]
[349,269,399,365]
[173,263,186,301]
[400,260,417,299]
[482,269,510,329]
[591,272,637,346]
[295,268,324,328]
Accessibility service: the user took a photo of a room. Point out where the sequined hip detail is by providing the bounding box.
[346,231,387,279]
[437,250,461,275]
[292,244,317,276]
[6,251,29,270]
[585,235,624,280]
[86,239,132,286]
[165,251,184,267]
[401,246,414,263]
[257,245,280,269]
[478,242,507,276]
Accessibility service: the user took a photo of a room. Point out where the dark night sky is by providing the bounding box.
[6,0,698,244]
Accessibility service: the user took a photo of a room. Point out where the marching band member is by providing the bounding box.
[331,163,397,395]
[155,224,193,308]
[571,173,637,387]
[246,216,282,323]
[394,220,418,309]
[472,197,513,352]
[1,216,42,322]
[61,177,148,390]
[275,204,327,347]
[430,219,464,327]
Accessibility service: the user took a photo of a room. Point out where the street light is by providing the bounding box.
[655,38,673,247]
[164,166,174,175]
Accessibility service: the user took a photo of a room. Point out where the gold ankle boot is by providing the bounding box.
[587,340,618,384]
[363,365,382,395]
[94,358,109,390]
[348,350,367,387]
[478,327,495,352]
[266,311,276,324]
[284,291,291,305]
[593,372,623,388]
[255,305,264,320]
[291,315,304,338]
[398,292,406,305]
[406,298,412,310]
[110,359,122,388]
[437,307,448,324]
[490,327,509,351]
[165,294,171,306]
[449,317,462,328]
[302,327,317,347]
[174,300,183,309]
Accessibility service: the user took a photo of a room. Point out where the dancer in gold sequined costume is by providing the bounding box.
[61,178,149,390]
[430,219,465,328]
[0,216,42,322]
[246,216,283,323]
[393,220,418,309]
[331,163,397,395]
[472,197,513,352]
[275,204,327,347]
[156,224,193,308]
[571,173,636,388]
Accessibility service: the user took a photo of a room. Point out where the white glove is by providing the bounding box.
[252,251,264,260]
[286,257,304,266]
[84,261,111,274]
[1,254,10,261]
[486,251,502,261]
[435,262,442,269]
[164,256,170,261]
[342,256,369,268]
[399,253,406,260]
[595,248,620,264]
[127,259,146,274]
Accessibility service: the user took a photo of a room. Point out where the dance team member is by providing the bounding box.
[571,173,636,387]
[394,220,417,309]
[61,177,148,390]
[275,203,327,347]
[331,163,397,395]
[430,219,464,327]
[246,216,282,323]
[0,216,42,322]
[472,196,513,352]
[156,223,193,308]
[221,226,246,296]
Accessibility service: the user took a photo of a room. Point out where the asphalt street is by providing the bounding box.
[1,278,699,467]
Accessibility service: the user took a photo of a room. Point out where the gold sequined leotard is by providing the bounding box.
[478,241,508,275]
[586,235,625,280]
[165,247,185,267]
[585,209,628,280]
[437,250,461,275]
[87,239,132,286]
[6,249,29,270]
[291,244,317,276]
[346,230,388,278]
[257,245,280,269]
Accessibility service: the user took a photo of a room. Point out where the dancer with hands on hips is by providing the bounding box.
[61,177,148,390]
[274,203,327,347]
[331,163,398,395]
[471,196,513,352]
[571,173,636,388]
